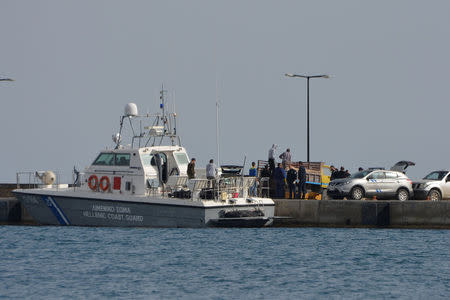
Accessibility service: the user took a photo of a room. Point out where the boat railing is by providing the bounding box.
[16,171,66,190]
[186,176,261,201]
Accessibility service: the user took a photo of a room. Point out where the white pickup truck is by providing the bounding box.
[413,171,450,201]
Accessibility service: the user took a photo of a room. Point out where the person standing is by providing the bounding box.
[249,162,258,196]
[187,158,196,179]
[206,159,218,189]
[268,144,277,173]
[249,161,257,177]
[273,163,286,198]
[206,159,218,179]
[336,166,346,179]
[279,148,292,169]
[286,166,298,199]
[330,165,338,181]
[297,161,307,199]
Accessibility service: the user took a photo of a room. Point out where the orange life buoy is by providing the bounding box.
[99,176,110,192]
[88,175,98,191]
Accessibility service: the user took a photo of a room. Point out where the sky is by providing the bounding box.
[1,0,450,182]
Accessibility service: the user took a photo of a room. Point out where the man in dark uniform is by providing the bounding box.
[286,166,297,199]
[273,163,286,198]
[297,161,307,199]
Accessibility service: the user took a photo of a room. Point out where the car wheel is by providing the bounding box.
[397,189,409,201]
[428,189,441,201]
[350,187,364,200]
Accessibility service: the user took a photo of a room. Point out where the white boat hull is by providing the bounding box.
[14,189,275,228]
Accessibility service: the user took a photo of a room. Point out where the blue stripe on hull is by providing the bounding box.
[40,196,71,225]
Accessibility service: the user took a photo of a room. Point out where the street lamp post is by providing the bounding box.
[285,73,329,162]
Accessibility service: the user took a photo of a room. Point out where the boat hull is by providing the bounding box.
[14,191,274,228]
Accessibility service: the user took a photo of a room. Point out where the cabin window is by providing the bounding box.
[93,153,131,166]
[115,153,131,166]
[141,154,154,166]
[93,153,115,166]
[174,153,189,165]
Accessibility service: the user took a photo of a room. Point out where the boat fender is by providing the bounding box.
[99,176,110,192]
[88,175,98,191]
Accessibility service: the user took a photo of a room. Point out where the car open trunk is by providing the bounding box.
[390,161,415,173]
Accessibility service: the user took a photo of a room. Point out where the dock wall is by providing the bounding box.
[0,184,37,224]
[274,199,450,228]
[1,179,450,228]
[0,197,35,224]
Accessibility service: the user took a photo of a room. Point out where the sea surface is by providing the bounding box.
[0,226,448,299]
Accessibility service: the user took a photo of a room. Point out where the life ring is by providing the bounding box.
[99,176,110,192]
[88,175,98,191]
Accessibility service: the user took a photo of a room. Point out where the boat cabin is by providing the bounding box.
[84,146,189,195]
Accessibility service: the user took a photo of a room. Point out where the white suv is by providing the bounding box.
[413,171,450,201]
[328,169,413,201]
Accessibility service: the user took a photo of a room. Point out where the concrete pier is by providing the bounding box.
[0,184,36,224]
[274,199,450,228]
[0,197,35,224]
[1,179,450,228]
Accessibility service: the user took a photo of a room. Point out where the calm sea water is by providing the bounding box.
[0,226,448,299]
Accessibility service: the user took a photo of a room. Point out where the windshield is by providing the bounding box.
[92,153,115,166]
[350,170,371,179]
[93,153,130,166]
[423,171,448,180]
[174,152,189,165]
[141,153,154,166]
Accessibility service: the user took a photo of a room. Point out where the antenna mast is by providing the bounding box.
[216,77,220,167]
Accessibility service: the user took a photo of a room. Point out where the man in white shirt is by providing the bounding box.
[206,159,218,179]
[279,148,292,169]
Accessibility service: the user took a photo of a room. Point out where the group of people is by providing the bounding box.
[330,166,351,180]
[186,145,364,200]
[265,145,308,199]
[274,162,307,199]
[248,159,306,199]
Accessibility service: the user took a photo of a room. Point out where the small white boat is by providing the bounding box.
[14,92,274,227]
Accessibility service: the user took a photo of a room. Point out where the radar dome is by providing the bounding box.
[125,103,138,117]
[38,171,56,185]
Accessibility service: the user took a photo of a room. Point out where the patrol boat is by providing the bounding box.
[14,94,274,227]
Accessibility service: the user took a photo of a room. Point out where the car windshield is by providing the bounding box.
[350,170,371,179]
[423,171,448,180]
